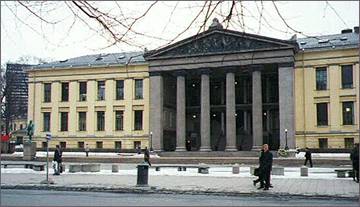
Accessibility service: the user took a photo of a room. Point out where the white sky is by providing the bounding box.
[1,1,359,64]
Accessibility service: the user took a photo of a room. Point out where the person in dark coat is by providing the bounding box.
[144,147,151,166]
[350,143,359,183]
[258,144,273,190]
[53,145,62,175]
[304,147,313,167]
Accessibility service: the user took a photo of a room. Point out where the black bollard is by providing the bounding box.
[136,164,149,186]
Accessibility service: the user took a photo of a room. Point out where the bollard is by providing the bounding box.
[112,165,119,173]
[232,164,240,174]
[300,166,308,176]
[137,164,149,186]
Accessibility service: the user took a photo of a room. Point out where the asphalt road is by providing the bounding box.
[1,189,358,206]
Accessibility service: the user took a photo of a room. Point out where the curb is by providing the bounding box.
[1,184,358,200]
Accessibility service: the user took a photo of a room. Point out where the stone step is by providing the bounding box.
[158,151,259,157]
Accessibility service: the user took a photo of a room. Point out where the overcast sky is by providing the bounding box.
[1,1,359,64]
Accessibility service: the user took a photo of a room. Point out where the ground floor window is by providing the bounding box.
[134,141,141,149]
[115,141,122,149]
[318,138,328,149]
[78,142,84,149]
[96,141,103,149]
[344,138,354,149]
[60,142,66,149]
[42,142,47,149]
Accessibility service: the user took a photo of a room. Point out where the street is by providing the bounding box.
[1,189,358,206]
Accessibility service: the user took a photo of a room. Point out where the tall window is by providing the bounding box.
[60,112,68,131]
[61,82,69,102]
[97,81,105,101]
[316,103,328,126]
[135,79,143,99]
[44,83,51,102]
[78,112,86,131]
[96,141,103,149]
[78,142,84,149]
[316,67,327,90]
[97,111,105,131]
[115,141,122,149]
[60,142,66,149]
[79,82,87,101]
[134,110,143,130]
[43,112,51,132]
[116,80,124,100]
[115,110,124,131]
[342,101,354,125]
[341,65,353,89]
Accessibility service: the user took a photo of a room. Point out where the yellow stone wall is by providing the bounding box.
[27,64,150,150]
[295,48,359,148]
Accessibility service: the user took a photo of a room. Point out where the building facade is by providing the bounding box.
[145,19,298,152]
[295,27,359,149]
[27,52,150,151]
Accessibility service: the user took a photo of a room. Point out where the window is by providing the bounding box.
[134,110,143,130]
[43,112,51,132]
[96,141,103,149]
[44,83,51,102]
[97,81,105,101]
[79,82,87,101]
[78,112,86,131]
[60,142,66,149]
[13,124,16,131]
[60,112,68,131]
[61,82,69,102]
[78,142,84,149]
[20,124,23,130]
[115,110,124,131]
[345,138,354,149]
[97,111,105,131]
[316,103,328,126]
[42,142,47,149]
[134,141,141,149]
[316,67,327,90]
[16,136,23,144]
[116,80,124,100]
[342,101,354,125]
[135,79,143,99]
[318,138,328,149]
[115,141,122,149]
[341,65,353,89]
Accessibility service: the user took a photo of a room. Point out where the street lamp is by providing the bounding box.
[284,129,288,150]
[150,131,153,152]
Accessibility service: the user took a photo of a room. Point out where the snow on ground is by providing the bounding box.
[295,152,349,159]
[1,166,351,180]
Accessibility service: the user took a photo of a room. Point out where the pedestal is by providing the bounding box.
[23,142,37,161]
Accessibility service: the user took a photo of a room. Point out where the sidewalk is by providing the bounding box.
[1,164,359,199]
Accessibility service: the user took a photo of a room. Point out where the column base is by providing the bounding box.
[251,145,262,151]
[200,147,211,152]
[225,146,238,151]
[175,147,186,152]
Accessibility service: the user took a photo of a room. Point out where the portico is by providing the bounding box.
[145,19,297,152]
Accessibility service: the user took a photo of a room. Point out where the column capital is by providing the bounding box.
[174,70,187,77]
[224,68,237,74]
[278,62,295,68]
[199,69,212,75]
[250,65,264,72]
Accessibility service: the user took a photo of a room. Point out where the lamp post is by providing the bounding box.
[285,129,288,150]
[150,131,153,152]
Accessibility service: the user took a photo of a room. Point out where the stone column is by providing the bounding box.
[200,70,211,151]
[150,73,164,151]
[252,68,263,150]
[226,72,237,151]
[278,63,295,149]
[176,71,186,151]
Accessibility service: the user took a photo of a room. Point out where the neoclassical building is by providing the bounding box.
[145,19,298,152]
[27,52,150,150]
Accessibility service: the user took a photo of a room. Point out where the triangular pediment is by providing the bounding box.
[145,29,297,59]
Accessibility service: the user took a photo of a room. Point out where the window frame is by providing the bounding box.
[78,112,87,131]
[134,79,143,100]
[315,67,327,91]
[134,110,143,131]
[115,110,124,131]
[96,111,105,131]
[316,102,328,126]
[97,81,106,101]
[116,80,124,100]
[79,81,87,101]
[60,112,68,131]
[44,83,52,103]
[342,101,354,125]
[43,112,51,132]
[341,65,353,89]
[61,82,69,102]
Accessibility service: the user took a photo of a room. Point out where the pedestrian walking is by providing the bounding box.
[85,144,90,157]
[144,146,151,166]
[258,144,273,190]
[350,143,359,183]
[304,147,313,167]
[53,145,62,175]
